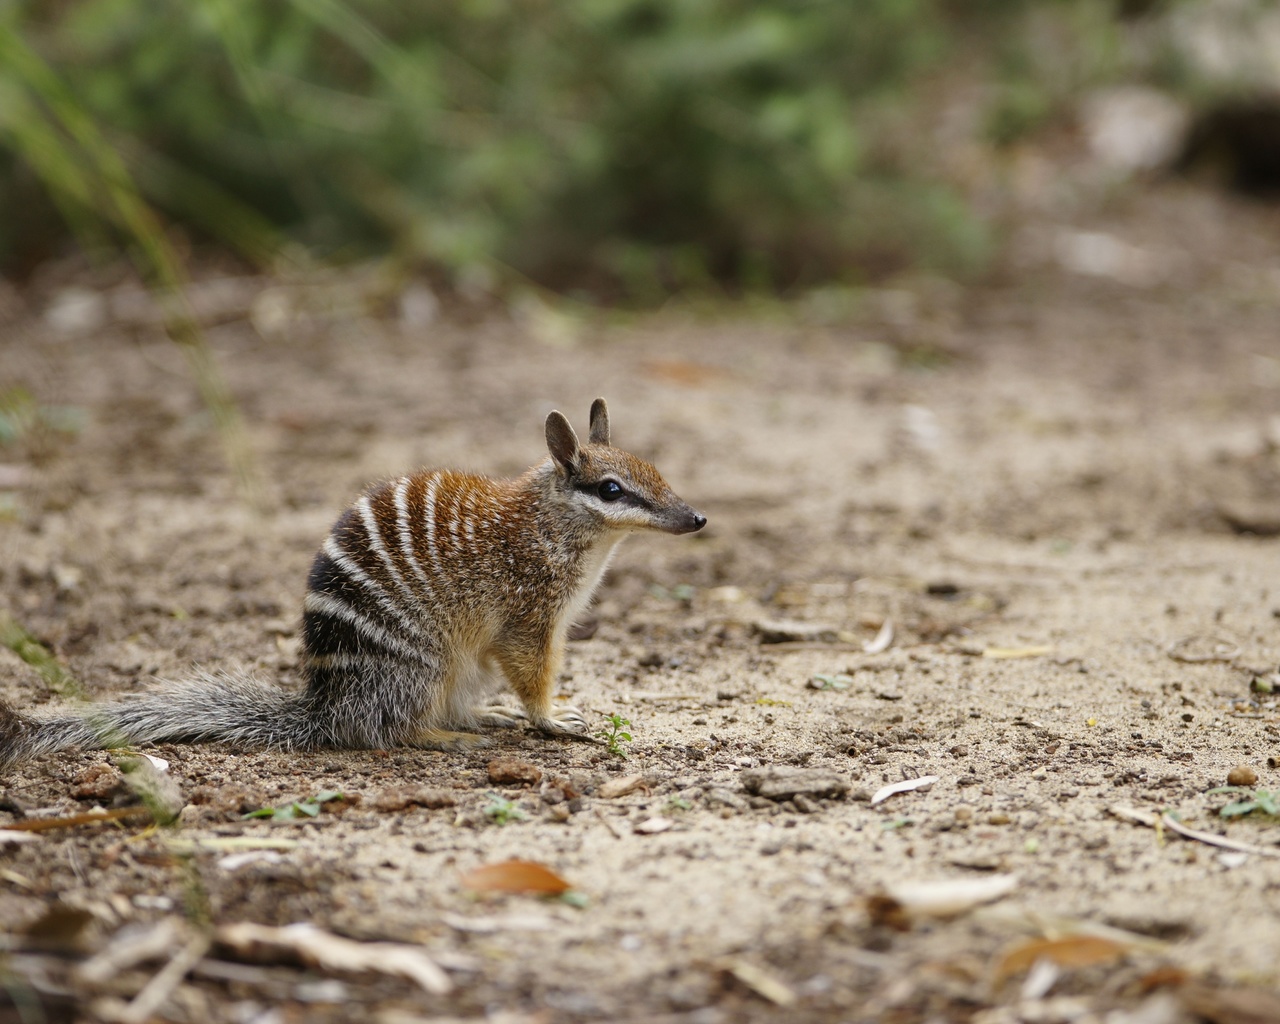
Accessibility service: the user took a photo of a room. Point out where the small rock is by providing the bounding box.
[71,764,125,801]
[634,816,674,835]
[45,287,108,336]
[540,776,581,804]
[793,794,820,814]
[704,787,750,813]
[487,758,543,787]
[1227,765,1259,788]
[397,281,439,328]
[740,766,851,801]
[370,786,456,812]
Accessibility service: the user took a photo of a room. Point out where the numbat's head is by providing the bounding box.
[543,398,706,536]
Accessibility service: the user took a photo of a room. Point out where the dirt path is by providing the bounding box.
[4,184,1280,1022]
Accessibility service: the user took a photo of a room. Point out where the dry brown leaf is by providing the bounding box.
[459,859,572,895]
[643,359,728,387]
[22,906,96,952]
[993,934,1130,987]
[598,775,648,799]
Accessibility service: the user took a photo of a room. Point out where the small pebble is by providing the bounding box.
[1227,765,1259,787]
[487,758,543,786]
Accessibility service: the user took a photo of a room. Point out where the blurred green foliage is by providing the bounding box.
[0,1,1124,297]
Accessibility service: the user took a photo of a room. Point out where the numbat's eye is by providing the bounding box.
[597,480,624,502]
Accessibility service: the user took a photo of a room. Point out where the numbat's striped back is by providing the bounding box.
[0,398,705,766]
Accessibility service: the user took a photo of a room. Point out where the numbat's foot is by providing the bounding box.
[476,704,529,728]
[412,728,492,752]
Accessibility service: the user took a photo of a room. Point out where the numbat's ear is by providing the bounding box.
[546,411,581,475]
[588,397,611,446]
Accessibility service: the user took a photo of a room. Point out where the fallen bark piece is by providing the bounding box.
[881,873,1019,919]
[870,776,939,806]
[740,766,851,801]
[1109,805,1280,859]
[119,932,212,1024]
[76,918,188,984]
[216,921,451,995]
[597,775,648,799]
[1160,813,1280,859]
[719,958,798,1007]
[751,618,840,644]
[6,807,152,832]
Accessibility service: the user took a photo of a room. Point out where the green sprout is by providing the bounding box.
[597,713,633,758]
[482,792,527,826]
[1209,787,1280,819]
[243,791,344,821]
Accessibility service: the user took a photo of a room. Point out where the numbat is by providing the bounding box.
[0,399,705,766]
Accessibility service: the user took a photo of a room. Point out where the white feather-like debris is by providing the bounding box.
[870,775,938,806]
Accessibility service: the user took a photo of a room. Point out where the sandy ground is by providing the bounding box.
[4,182,1280,1023]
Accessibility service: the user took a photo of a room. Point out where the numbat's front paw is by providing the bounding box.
[534,707,604,744]
[552,705,588,730]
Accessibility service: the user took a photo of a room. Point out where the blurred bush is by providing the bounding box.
[0,0,1120,298]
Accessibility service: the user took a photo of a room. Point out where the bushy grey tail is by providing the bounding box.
[0,699,100,769]
[0,673,325,769]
